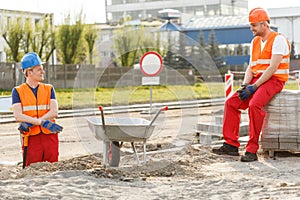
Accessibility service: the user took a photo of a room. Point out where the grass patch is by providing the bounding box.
[2,81,299,110]
[68,83,226,109]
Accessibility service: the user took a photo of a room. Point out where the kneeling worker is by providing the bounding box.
[12,52,63,168]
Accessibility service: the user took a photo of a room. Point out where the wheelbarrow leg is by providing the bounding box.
[103,140,121,167]
[143,139,147,164]
[110,141,120,167]
[131,142,140,165]
[103,140,110,167]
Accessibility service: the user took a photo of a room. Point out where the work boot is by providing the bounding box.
[240,152,258,162]
[212,142,239,156]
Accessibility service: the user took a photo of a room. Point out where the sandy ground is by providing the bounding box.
[0,106,300,200]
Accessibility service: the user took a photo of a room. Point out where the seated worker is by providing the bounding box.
[212,7,290,162]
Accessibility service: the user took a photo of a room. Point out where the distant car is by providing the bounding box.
[289,70,300,80]
[133,63,140,70]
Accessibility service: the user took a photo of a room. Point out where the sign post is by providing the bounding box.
[140,51,163,114]
[298,71,300,90]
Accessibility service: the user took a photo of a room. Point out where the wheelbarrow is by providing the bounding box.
[86,106,168,167]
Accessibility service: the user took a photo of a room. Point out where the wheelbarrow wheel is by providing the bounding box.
[109,141,120,167]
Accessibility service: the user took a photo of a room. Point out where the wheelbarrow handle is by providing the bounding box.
[148,106,168,128]
[161,106,168,111]
[142,105,167,164]
[98,106,106,132]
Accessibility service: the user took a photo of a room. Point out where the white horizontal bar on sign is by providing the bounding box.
[142,76,160,86]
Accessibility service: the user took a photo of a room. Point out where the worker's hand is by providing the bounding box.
[238,84,258,101]
[236,83,249,93]
[18,122,33,132]
[41,120,63,133]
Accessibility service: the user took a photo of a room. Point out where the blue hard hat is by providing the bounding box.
[21,52,44,70]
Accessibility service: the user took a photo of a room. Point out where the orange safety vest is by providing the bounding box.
[250,31,290,82]
[15,83,55,135]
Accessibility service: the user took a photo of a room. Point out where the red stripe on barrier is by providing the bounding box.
[225,74,230,82]
[225,73,233,98]
[226,85,232,97]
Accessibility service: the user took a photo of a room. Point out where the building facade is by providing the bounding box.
[268,7,300,56]
[104,3,300,70]
[0,9,53,62]
[106,0,248,24]
[182,15,253,69]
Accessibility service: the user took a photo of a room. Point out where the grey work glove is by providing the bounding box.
[237,84,258,101]
[41,120,63,133]
[236,83,249,94]
[18,122,34,132]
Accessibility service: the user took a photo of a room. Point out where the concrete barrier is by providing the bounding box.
[0,96,12,113]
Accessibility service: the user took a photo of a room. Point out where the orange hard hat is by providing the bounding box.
[249,7,270,23]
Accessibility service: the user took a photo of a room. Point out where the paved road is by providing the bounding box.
[0,105,224,165]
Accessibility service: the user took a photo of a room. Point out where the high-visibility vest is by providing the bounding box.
[15,83,55,135]
[250,31,290,82]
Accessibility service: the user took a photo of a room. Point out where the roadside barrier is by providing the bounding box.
[224,71,233,99]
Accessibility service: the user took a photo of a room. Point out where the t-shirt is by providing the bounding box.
[250,34,290,59]
[12,84,56,105]
[272,35,289,55]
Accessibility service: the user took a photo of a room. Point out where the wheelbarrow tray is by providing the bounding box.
[86,117,155,142]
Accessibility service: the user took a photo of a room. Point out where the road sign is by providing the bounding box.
[142,76,160,85]
[140,51,163,77]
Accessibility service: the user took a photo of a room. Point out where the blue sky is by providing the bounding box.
[0,0,299,24]
[0,0,106,24]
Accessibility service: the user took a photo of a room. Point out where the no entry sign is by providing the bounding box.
[139,51,163,77]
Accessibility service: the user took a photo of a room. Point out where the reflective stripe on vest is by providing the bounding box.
[255,69,289,75]
[250,32,290,82]
[23,105,50,112]
[15,83,54,135]
[250,58,290,67]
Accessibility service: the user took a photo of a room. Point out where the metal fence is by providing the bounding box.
[0,63,196,90]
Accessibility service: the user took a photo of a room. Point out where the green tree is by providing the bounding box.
[208,29,220,57]
[56,14,85,64]
[112,19,168,67]
[113,24,141,67]
[176,31,186,68]
[208,29,224,68]
[31,15,56,62]
[199,30,206,47]
[84,24,98,64]
[2,14,56,62]
[236,44,243,55]
[163,31,176,68]
[164,31,190,69]
[2,17,23,62]
[139,27,165,57]
[22,19,33,54]
[188,30,212,70]
[290,41,297,60]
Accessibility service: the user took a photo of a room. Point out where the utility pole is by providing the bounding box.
[231,0,235,16]
[105,0,108,23]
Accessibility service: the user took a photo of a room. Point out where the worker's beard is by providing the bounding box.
[252,30,260,37]
[253,27,266,37]
[37,75,44,82]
